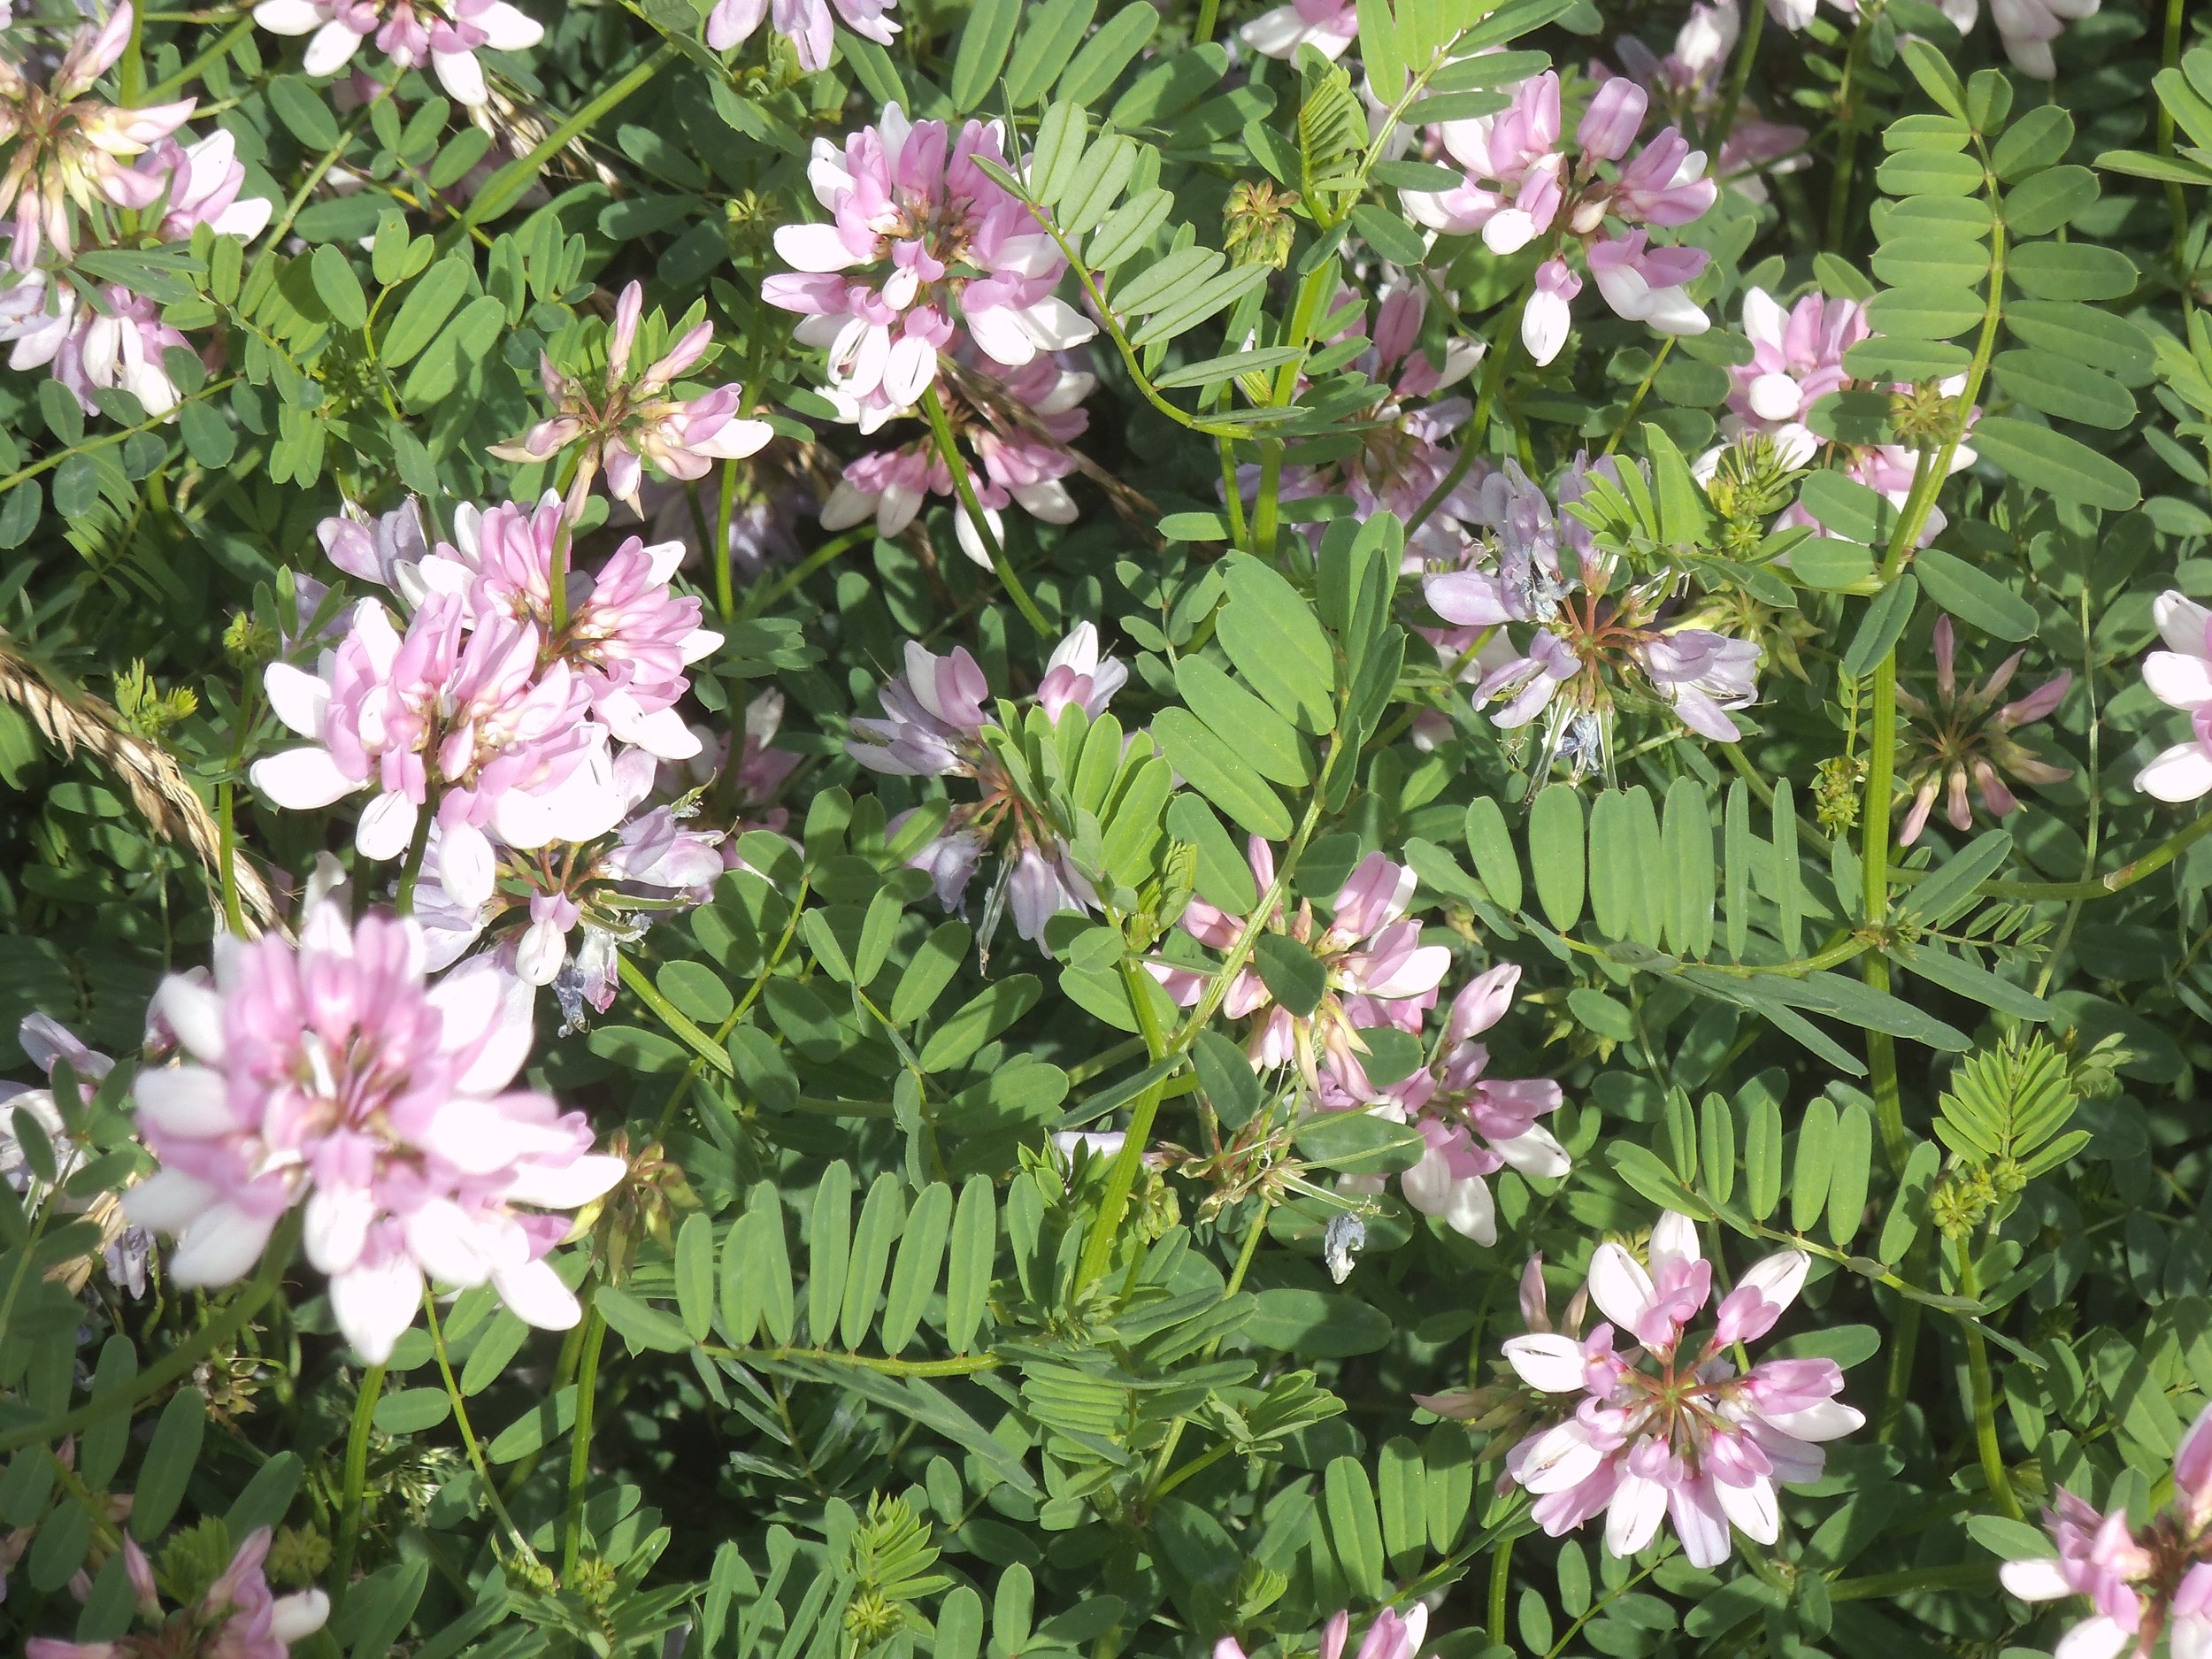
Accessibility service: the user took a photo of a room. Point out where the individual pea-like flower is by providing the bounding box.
[1238,0,1357,60]
[250,0,545,108]
[1604,4,1809,204]
[2000,1402,2212,1659]
[1499,1211,1863,1568]
[819,352,1093,567]
[1151,839,1453,1087]
[1944,0,2101,80]
[705,0,898,73]
[134,127,274,242]
[1325,964,1567,1246]
[2133,592,2212,803]
[25,1525,328,1659]
[847,627,1124,943]
[420,495,725,761]
[1895,615,2071,843]
[410,749,726,1029]
[764,103,1095,423]
[0,3,196,269]
[489,280,774,515]
[123,883,626,1363]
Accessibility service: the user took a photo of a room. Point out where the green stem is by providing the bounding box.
[2161,0,2189,256]
[332,1363,388,1597]
[1072,954,1179,1292]
[714,458,740,625]
[1955,1247,2022,1518]
[394,808,434,917]
[919,385,1051,639]
[1408,326,1518,535]
[1702,0,1767,157]
[461,44,678,234]
[1141,1194,1273,1502]
[1194,0,1221,43]
[1603,338,1672,457]
[741,531,866,621]
[0,378,237,496]
[144,15,254,101]
[562,1303,607,1579]
[423,1290,538,1563]
[0,1210,300,1457]
[1825,13,1875,252]
[1487,1532,1515,1649]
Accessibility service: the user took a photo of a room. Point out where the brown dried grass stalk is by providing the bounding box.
[0,641,277,934]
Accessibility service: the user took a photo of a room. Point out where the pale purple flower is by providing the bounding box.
[1401,72,1568,253]
[490,280,774,514]
[27,1526,326,1659]
[1217,1605,1427,1659]
[847,640,992,778]
[1500,1211,1863,1567]
[2135,592,2212,803]
[250,0,544,108]
[0,276,191,415]
[1578,78,1647,163]
[1523,257,1581,365]
[1037,622,1127,720]
[1326,964,1566,1245]
[250,593,623,906]
[1607,4,1809,204]
[1586,230,1710,337]
[0,4,196,268]
[1637,628,1760,741]
[705,0,898,73]
[1239,0,1357,59]
[124,894,624,1363]
[1152,840,1452,1086]
[421,495,724,762]
[134,127,273,242]
[764,103,1095,423]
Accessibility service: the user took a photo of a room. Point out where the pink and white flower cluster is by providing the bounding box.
[1399,73,1719,364]
[123,883,625,1363]
[1605,2,1809,204]
[493,280,775,517]
[252,495,720,910]
[848,626,1125,944]
[27,1525,328,1659]
[2000,1401,2212,1659]
[2133,592,2212,804]
[1150,839,1453,1090]
[1424,456,1762,768]
[764,103,1096,427]
[1327,964,1567,1246]
[0,7,271,418]
[1500,1212,1863,1567]
[820,349,1093,567]
[251,0,545,109]
[1762,0,2101,84]
[706,0,898,74]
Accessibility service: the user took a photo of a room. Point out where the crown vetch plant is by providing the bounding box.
[11,1,2212,1658]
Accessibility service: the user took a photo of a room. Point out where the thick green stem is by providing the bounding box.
[1955,1248,2022,1518]
[1487,1532,1515,1649]
[919,385,1051,639]
[714,458,740,625]
[332,1363,388,1597]
[1072,955,1179,1292]
[2161,0,2189,256]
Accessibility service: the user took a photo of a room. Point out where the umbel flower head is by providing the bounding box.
[847,626,1125,944]
[764,102,1096,426]
[1499,1211,1863,1568]
[250,0,545,108]
[1325,963,1567,1246]
[124,873,626,1363]
[2000,1400,2212,1659]
[0,3,196,269]
[27,1525,328,1659]
[491,280,775,515]
[1895,615,2071,843]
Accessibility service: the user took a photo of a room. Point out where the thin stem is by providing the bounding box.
[1825,12,1875,252]
[1603,338,1673,457]
[394,808,434,918]
[423,1290,539,1563]
[144,15,254,101]
[1073,953,1179,1292]
[1409,326,1518,535]
[918,385,1051,639]
[1955,1247,2023,1519]
[332,1363,388,1598]
[461,44,679,234]
[1141,1194,1274,1501]
[741,531,866,621]
[562,1303,607,1579]
[1702,0,1767,157]
[1194,0,1221,44]
[2161,0,2189,256]
[714,458,740,625]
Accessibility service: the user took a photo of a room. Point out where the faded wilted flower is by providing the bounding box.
[1896,615,2071,843]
